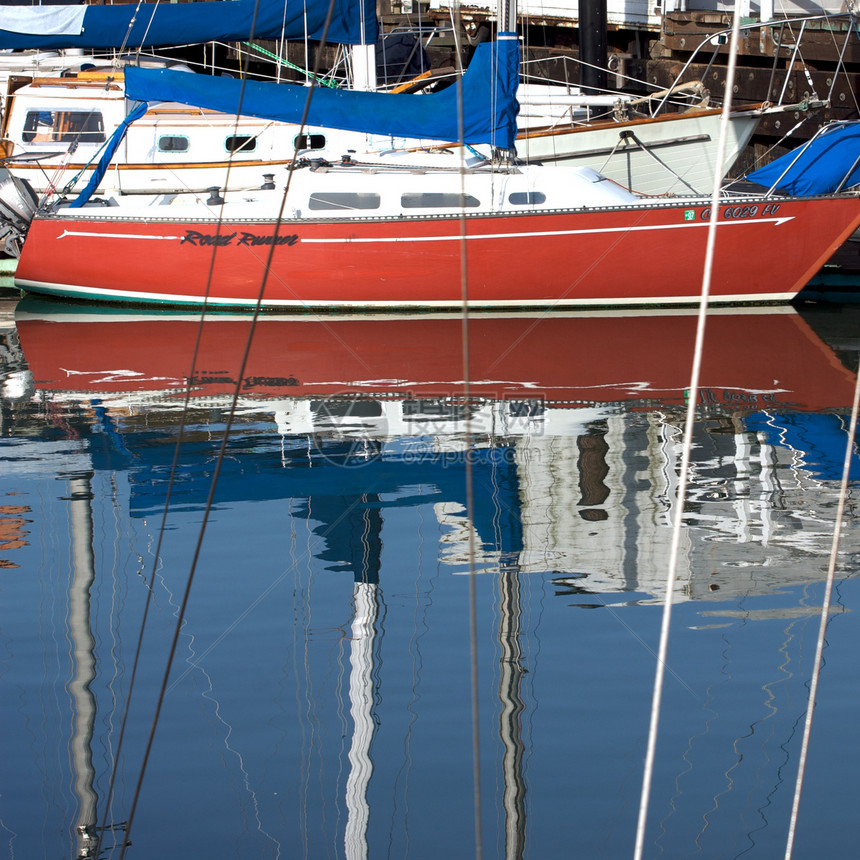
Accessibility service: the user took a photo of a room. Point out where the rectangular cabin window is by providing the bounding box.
[158,135,190,153]
[22,110,105,144]
[308,193,381,211]
[294,133,326,151]
[401,193,480,208]
[225,135,256,153]
[508,191,546,205]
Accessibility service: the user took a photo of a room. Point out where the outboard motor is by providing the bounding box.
[0,168,39,258]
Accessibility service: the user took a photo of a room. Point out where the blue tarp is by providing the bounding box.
[0,0,376,50]
[124,36,521,150]
[746,121,860,196]
[746,412,860,481]
[69,101,148,208]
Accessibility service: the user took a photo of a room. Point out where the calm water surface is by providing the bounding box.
[1,297,859,859]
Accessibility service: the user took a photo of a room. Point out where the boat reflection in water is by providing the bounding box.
[15,299,860,598]
[5,298,860,859]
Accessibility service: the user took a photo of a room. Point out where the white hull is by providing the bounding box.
[1,68,763,198]
[515,108,762,195]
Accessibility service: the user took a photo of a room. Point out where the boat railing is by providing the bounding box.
[518,54,711,118]
[748,119,860,197]
[650,11,858,118]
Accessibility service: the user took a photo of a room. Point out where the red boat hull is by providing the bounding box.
[15,196,860,309]
[14,305,857,413]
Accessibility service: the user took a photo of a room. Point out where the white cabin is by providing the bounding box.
[0,67,349,195]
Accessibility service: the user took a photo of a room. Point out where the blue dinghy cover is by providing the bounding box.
[0,0,376,50]
[746,122,860,196]
[124,36,520,149]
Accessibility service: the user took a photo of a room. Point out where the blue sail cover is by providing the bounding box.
[0,0,376,50]
[69,101,148,209]
[124,36,520,149]
[746,121,860,196]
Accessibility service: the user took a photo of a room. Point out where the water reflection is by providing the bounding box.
[10,300,859,597]
[2,298,859,859]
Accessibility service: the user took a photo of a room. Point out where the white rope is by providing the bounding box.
[784,366,860,859]
[632,9,744,859]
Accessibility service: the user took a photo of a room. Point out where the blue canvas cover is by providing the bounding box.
[745,412,860,481]
[69,102,148,208]
[746,121,860,196]
[0,0,376,50]
[124,36,520,150]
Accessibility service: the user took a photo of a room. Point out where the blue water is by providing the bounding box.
[2,298,859,859]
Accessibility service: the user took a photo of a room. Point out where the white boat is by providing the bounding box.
[0,53,775,200]
[0,64,317,198]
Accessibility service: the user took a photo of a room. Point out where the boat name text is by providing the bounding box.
[189,372,300,389]
[180,230,300,247]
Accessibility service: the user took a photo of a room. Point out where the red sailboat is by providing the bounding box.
[15,302,858,414]
[10,38,860,310]
[13,159,860,310]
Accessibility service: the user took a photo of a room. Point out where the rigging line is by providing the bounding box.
[165,482,380,691]
[95,308,216,846]
[823,12,859,109]
[450,5,482,859]
[100,318,217,849]
[96,45,266,839]
[784,364,860,859]
[117,2,343,855]
[278,0,289,84]
[122,0,160,63]
[632,8,744,860]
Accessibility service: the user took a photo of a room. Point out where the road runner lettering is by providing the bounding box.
[188,372,301,389]
[189,372,236,385]
[243,375,300,388]
[181,231,236,246]
[237,232,299,246]
[181,230,299,247]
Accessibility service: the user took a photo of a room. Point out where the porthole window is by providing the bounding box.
[508,191,546,205]
[158,135,189,152]
[226,135,256,153]
[308,192,381,211]
[295,133,327,151]
[401,193,480,208]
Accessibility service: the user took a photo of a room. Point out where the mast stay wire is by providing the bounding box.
[632,8,743,860]
[446,3,484,856]
[100,15,383,838]
[95,0,252,846]
[783,361,860,859]
[111,0,349,856]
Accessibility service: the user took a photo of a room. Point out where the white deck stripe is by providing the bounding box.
[301,216,794,244]
[59,230,182,241]
[55,215,794,244]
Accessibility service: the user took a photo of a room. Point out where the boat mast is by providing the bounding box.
[66,472,99,860]
[499,0,517,34]
[350,0,377,91]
